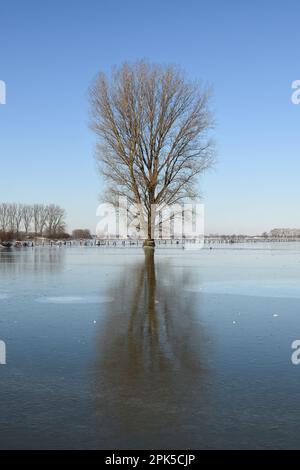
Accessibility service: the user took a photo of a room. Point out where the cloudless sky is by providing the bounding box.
[0,0,299,234]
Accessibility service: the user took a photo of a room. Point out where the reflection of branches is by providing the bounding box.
[93,251,211,448]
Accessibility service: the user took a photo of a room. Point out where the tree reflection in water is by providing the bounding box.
[0,247,64,276]
[94,249,212,449]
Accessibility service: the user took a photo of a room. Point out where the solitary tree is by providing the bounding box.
[90,61,215,245]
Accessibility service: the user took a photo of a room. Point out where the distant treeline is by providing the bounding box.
[72,229,92,239]
[0,202,67,241]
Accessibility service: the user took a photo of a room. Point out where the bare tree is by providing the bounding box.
[33,204,48,235]
[22,205,33,235]
[46,204,66,237]
[39,204,49,236]
[90,61,215,244]
[15,204,24,236]
[7,203,17,233]
[0,203,9,231]
[33,204,41,235]
[31,203,50,236]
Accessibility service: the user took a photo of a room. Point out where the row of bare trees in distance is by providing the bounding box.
[0,202,67,241]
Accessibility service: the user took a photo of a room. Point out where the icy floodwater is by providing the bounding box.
[1,243,300,449]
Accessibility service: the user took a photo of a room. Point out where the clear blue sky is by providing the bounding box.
[0,0,299,235]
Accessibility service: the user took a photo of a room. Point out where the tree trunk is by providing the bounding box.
[143,208,155,248]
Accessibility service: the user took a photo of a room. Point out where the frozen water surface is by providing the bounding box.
[0,244,300,449]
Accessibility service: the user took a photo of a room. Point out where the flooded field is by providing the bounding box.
[0,243,300,449]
